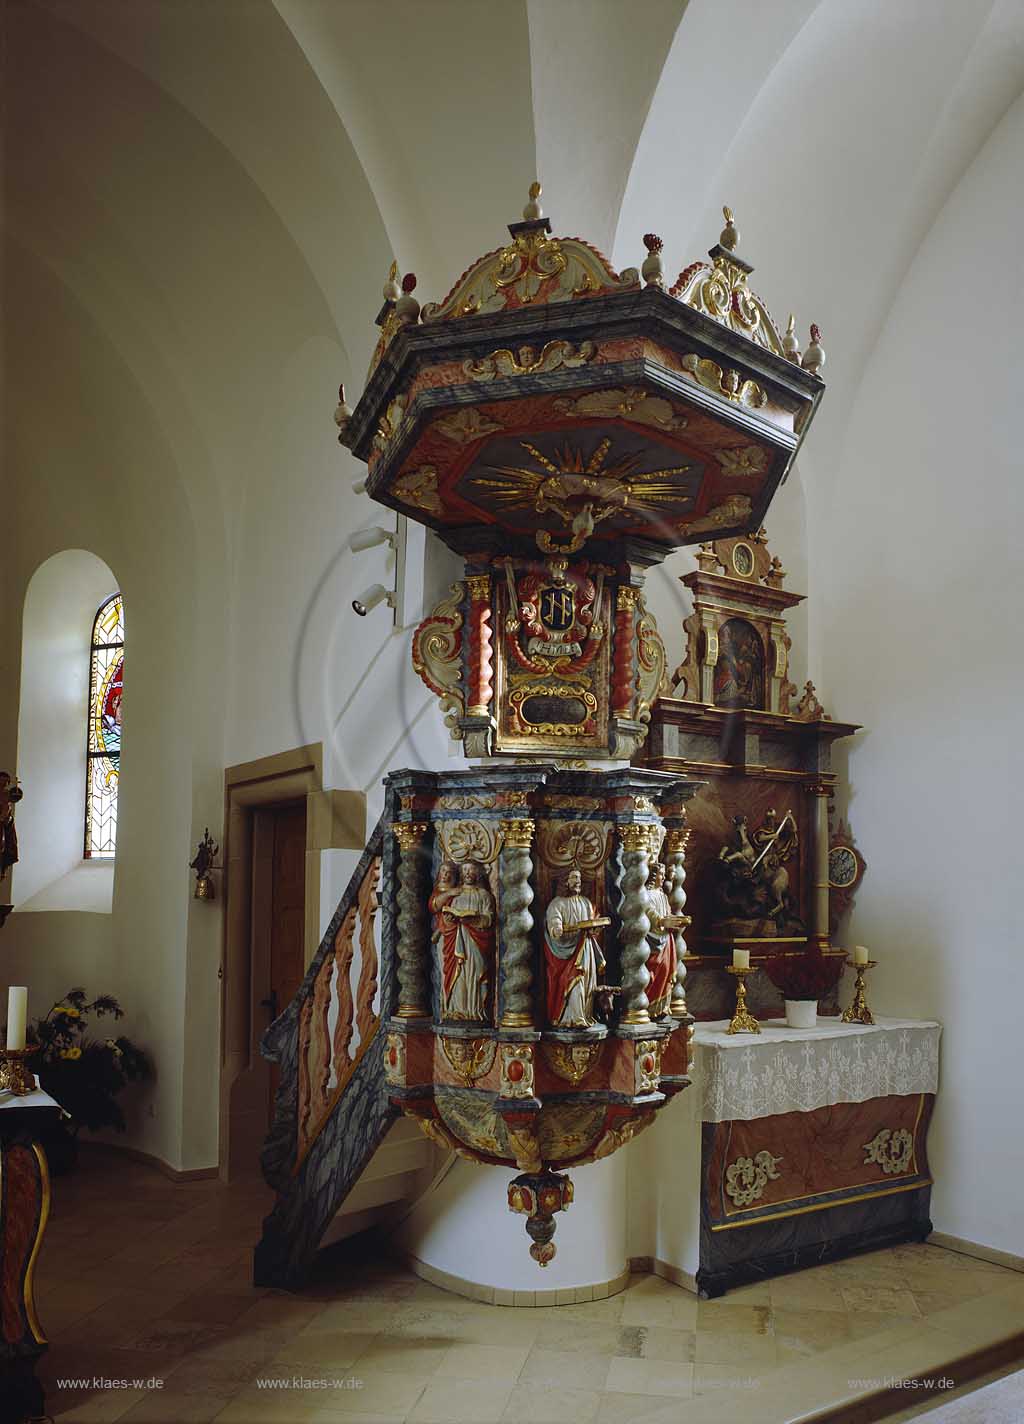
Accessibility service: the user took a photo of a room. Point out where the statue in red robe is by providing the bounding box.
[645,860,675,1019]
[432,860,495,1021]
[544,867,607,1028]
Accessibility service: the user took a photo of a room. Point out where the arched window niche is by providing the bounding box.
[15,550,121,913]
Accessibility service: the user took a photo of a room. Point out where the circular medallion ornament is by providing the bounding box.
[731,542,754,577]
[828,845,860,889]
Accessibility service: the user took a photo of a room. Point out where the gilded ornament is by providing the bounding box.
[863,1128,914,1176]
[716,445,769,477]
[679,353,768,408]
[434,408,504,444]
[501,818,536,849]
[392,821,429,851]
[412,583,465,736]
[463,339,596,382]
[616,585,639,610]
[465,574,491,601]
[634,1039,664,1095]
[553,387,688,433]
[677,495,753,536]
[725,1150,782,1206]
[499,1044,536,1099]
[537,819,609,871]
[588,1110,656,1162]
[439,1035,498,1085]
[505,1125,543,1173]
[440,818,503,865]
[619,823,658,854]
[393,464,442,516]
[541,1040,605,1086]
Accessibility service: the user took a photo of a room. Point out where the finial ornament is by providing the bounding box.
[383,260,400,304]
[641,233,664,288]
[396,273,420,325]
[523,181,544,221]
[720,205,739,252]
[802,323,825,376]
[783,314,801,363]
[334,382,352,440]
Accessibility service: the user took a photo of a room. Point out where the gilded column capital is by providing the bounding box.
[804,780,833,798]
[663,826,692,856]
[501,818,535,849]
[620,822,658,854]
[392,821,429,851]
[616,584,639,610]
[465,574,492,601]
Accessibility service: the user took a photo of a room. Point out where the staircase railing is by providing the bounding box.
[254,796,399,1288]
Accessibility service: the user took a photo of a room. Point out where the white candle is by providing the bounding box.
[6,986,28,1051]
[853,945,869,966]
[733,948,750,970]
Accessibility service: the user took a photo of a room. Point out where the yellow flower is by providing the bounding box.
[59,1005,81,1019]
[59,1045,82,1060]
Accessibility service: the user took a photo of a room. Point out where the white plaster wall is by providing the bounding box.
[810,95,1024,1255]
[397,1153,628,1294]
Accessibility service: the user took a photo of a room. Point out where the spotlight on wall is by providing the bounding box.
[352,478,367,495]
[347,526,396,553]
[352,584,396,617]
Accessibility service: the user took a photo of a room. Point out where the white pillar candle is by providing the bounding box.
[853,945,869,966]
[6,986,28,1051]
[732,948,750,969]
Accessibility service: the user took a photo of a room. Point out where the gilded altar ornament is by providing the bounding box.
[634,1039,664,1095]
[725,965,760,1035]
[499,1043,535,1099]
[841,955,877,1025]
[725,1150,782,1207]
[543,868,610,1028]
[463,339,596,382]
[863,1127,914,1176]
[190,828,219,901]
[712,810,803,939]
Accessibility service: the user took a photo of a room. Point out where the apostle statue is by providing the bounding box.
[432,859,495,1022]
[645,860,675,1019]
[543,867,609,1028]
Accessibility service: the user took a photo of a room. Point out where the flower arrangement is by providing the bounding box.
[763,946,844,1003]
[25,989,151,1137]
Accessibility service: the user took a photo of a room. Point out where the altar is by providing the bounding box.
[637,1015,940,1298]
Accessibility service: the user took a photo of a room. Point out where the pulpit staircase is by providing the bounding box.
[254,793,437,1288]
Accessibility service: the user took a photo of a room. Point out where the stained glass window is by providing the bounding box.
[84,593,124,858]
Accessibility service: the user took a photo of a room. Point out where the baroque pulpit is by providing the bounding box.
[334,188,829,1262]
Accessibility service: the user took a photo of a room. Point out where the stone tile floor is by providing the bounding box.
[32,1148,1024,1423]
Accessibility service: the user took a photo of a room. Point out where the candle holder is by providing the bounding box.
[841,958,877,1025]
[725,965,760,1035]
[0,1047,36,1096]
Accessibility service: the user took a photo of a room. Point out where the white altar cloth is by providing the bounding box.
[693,1016,941,1122]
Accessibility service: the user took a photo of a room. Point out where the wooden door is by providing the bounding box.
[264,802,306,1114]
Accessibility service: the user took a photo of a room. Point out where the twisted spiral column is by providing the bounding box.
[392,822,431,1018]
[499,819,535,1028]
[465,574,494,717]
[619,824,654,1025]
[664,821,692,1017]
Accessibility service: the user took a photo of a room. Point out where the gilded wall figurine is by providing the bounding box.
[432,860,496,1022]
[543,867,609,1028]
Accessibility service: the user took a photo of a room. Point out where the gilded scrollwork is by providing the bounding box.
[863,1128,914,1176]
[678,495,753,537]
[634,593,668,728]
[434,408,504,444]
[411,584,465,736]
[393,464,442,516]
[724,1150,783,1206]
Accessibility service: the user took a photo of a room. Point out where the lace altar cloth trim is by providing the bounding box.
[693,1017,941,1123]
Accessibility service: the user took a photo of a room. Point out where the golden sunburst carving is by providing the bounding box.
[470,438,694,532]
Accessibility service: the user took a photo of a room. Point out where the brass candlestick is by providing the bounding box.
[841,959,877,1025]
[725,965,760,1035]
[0,1047,36,1096]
